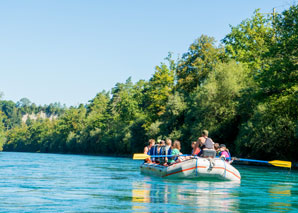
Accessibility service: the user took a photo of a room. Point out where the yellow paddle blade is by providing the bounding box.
[133,153,150,160]
[268,160,292,168]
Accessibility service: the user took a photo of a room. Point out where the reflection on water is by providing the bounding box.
[132,177,240,212]
[132,166,298,212]
[237,166,298,212]
[268,184,292,212]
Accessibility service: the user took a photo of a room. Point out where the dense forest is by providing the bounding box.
[0,5,297,161]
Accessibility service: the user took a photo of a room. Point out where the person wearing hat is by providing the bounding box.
[201,130,214,150]
[197,130,215,157]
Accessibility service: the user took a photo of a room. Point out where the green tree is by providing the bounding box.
[110,77,140,122]
[145,58,175,120]
[223,10,274,73]
[258,5,298,96]
[185,61,251,149]
[0,111,6,150]
[176,35,225,93]
[4,124,30,151]
[236,98,298,161]
[0,100,21,129]
[159,92,187,140]
[16,98,31,107]
[236,5,298,161]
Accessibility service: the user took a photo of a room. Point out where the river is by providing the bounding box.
[0,152,297,212]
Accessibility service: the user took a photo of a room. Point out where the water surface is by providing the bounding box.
[0,152,297,212]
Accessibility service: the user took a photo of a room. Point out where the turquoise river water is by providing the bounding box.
[0,152,297,212]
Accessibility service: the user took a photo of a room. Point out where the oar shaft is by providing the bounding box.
[234,158,269,163]
[237,158,269,164]
[234,158,292,168]
[149,154,189,158]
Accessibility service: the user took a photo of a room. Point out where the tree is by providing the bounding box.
[222,10,274,73]
[145,58,175,119]
[0,111,6,150]
[159,92,187,140]
[258,5,298,96]
[87,91,110,114]
[0,100,21,128]
[236,5,298,161]
[16,98,31,108]
[236,100,298,161]
[176,35,225,93]
[184,61,251,149]
[110,77,140,123]
[4,124,30,152]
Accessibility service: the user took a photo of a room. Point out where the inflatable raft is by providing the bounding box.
[140,158,241,181]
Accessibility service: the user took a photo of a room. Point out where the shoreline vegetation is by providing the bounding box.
[0,5,297,162]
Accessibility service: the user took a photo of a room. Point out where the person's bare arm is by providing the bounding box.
[144,147,148,154]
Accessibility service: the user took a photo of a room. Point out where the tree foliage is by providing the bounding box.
[176,35,225,93]
[2,5,298,161]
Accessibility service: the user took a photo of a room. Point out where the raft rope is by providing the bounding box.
[195,157,198,176]
[222,158,227,178]
[207,158,215,171]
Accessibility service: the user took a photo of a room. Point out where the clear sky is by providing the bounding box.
[0,0,292,106]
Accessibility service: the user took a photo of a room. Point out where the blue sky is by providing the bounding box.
[0,0,292,106]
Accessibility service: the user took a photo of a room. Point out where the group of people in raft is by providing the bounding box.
[143,130,231,166]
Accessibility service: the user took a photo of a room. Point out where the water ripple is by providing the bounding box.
[0,152,297,212]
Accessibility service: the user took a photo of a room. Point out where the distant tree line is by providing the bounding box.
[0,5,297,160]
[0,97,66,129]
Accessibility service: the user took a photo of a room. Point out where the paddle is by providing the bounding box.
[233,158,292,168]
[133,153,189,160]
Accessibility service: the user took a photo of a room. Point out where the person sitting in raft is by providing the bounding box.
[151,139,161,163]
[185,141,199,160]
[163,138,173,166]
[201,130,214,149]
[196,137,205,157]
[155,140,165,164]
[214,143,220,156]
[219,144,231,161]
[192,141,201,156]
[172,140,185,163]
[157,139,165,154]
[198,130,216,158]
[144,139,155,154]
[191,141,196,155]
[144,139,155,163]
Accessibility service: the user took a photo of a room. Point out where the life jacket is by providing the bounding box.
[158,146,165,164]
[144,146,152,163]
[146,146,151,155]
[158,145,172,164]
[227,150,231,160]
[150,145,159,162]
[165,145,173,162]
[192,147,200,156]
[219,150,231,161]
